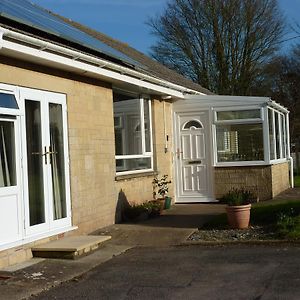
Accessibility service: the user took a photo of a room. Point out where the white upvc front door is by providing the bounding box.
[20,88,71,237]
[175,111,214,203]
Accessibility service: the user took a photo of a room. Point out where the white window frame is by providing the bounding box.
[0,83,22,116]
[268,107,288,164]
[115,95,153,176]
[213,106,266,166]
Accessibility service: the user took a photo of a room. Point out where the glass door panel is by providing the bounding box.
[0,120,16,187]
[25,100,45,226]
[49,103,66,220]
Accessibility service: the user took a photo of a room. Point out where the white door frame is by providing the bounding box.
[19,88,71,237]
[174,110,215,203]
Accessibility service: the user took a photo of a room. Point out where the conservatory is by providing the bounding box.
[173,95,292,203]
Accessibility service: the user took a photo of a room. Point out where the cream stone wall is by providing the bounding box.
[114,99,174,221]
[0,58,117,237]
[214,162,290,201]
[271,162,290,198]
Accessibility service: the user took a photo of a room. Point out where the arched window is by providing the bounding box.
[183,120,203,130]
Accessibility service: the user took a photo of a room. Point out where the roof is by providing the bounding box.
[54,15,212,95]
[0,0,212,95]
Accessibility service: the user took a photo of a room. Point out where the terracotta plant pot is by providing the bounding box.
[226,204,251,229]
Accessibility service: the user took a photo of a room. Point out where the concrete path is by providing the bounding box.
[32,244,300,300]
[96,203,225,247]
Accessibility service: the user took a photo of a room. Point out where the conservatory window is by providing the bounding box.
[215,109,264,163]
[268,108,288,161]
[113,91,153,174]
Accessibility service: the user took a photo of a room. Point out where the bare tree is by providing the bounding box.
[148,0,285,95]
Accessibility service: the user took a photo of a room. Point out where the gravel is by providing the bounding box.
[188,225,279,242]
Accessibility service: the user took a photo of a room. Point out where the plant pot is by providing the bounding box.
[226,204,251,229]
[164,196,172,209]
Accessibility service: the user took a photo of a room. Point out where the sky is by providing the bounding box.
[32,0,300,55]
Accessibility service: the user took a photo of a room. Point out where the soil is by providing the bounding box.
[188,225,279,242]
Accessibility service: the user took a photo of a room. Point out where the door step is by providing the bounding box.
[31,235,111,259]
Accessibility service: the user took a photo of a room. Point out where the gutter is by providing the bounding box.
[0,26,203,98]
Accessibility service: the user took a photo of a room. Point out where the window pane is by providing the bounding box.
[217,110,261,121]
[25,100,45,226]
[268,109,275,160]
[113,94,142,155]
[0,93,18,109]
[275,113,281,159]
[216,124,264,162]
[49,103,67,220]
[0,121,16,187]
[183,120,202,129]
[281,115,287,158]
[144,99,151,152]
[116,158,151,172]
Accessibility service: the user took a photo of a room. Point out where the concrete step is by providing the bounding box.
[32,235,111,259]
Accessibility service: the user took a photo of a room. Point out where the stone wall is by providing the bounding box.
[214,162,290,201]
[271,162,290,198]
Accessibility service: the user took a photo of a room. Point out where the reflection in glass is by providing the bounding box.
[144,99,151,152]
[0,121,16,187]
[113,95,142,155]
[25,100,45,226]
[216,124,264,162]
[49,103,66,220]
[0,93,18,109]
[115,158,151,172]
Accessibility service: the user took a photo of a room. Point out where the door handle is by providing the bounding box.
[31,147,48,164]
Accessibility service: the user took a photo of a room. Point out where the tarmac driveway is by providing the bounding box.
[33,244,300,300]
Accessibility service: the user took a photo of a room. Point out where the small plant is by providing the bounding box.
[152,174,171,199]
[222,188,255,206]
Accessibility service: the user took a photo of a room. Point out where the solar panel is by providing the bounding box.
[0,0,146,69]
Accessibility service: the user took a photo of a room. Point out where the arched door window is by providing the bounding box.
[182,120,203,130]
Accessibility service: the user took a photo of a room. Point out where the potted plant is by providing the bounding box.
[152,174,172,210]
[222,188,254,229]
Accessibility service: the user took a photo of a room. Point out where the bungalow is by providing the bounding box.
[0,0,292,268]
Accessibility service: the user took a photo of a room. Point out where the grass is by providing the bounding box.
[294,175,300,188]
[204,200,300,239]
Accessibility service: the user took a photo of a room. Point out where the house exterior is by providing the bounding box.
[0,0,291,268]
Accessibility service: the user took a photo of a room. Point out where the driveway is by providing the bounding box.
[33,244,300,300]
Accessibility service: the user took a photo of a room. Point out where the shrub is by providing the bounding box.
[222,188,255,206]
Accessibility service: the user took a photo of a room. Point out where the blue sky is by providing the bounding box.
[33,0,300,55]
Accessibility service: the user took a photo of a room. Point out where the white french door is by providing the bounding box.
[20,88,71,237]
[175,112,214,203]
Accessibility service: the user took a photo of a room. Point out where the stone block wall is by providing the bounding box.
[271,162,290,197]
[214,162,290,201]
